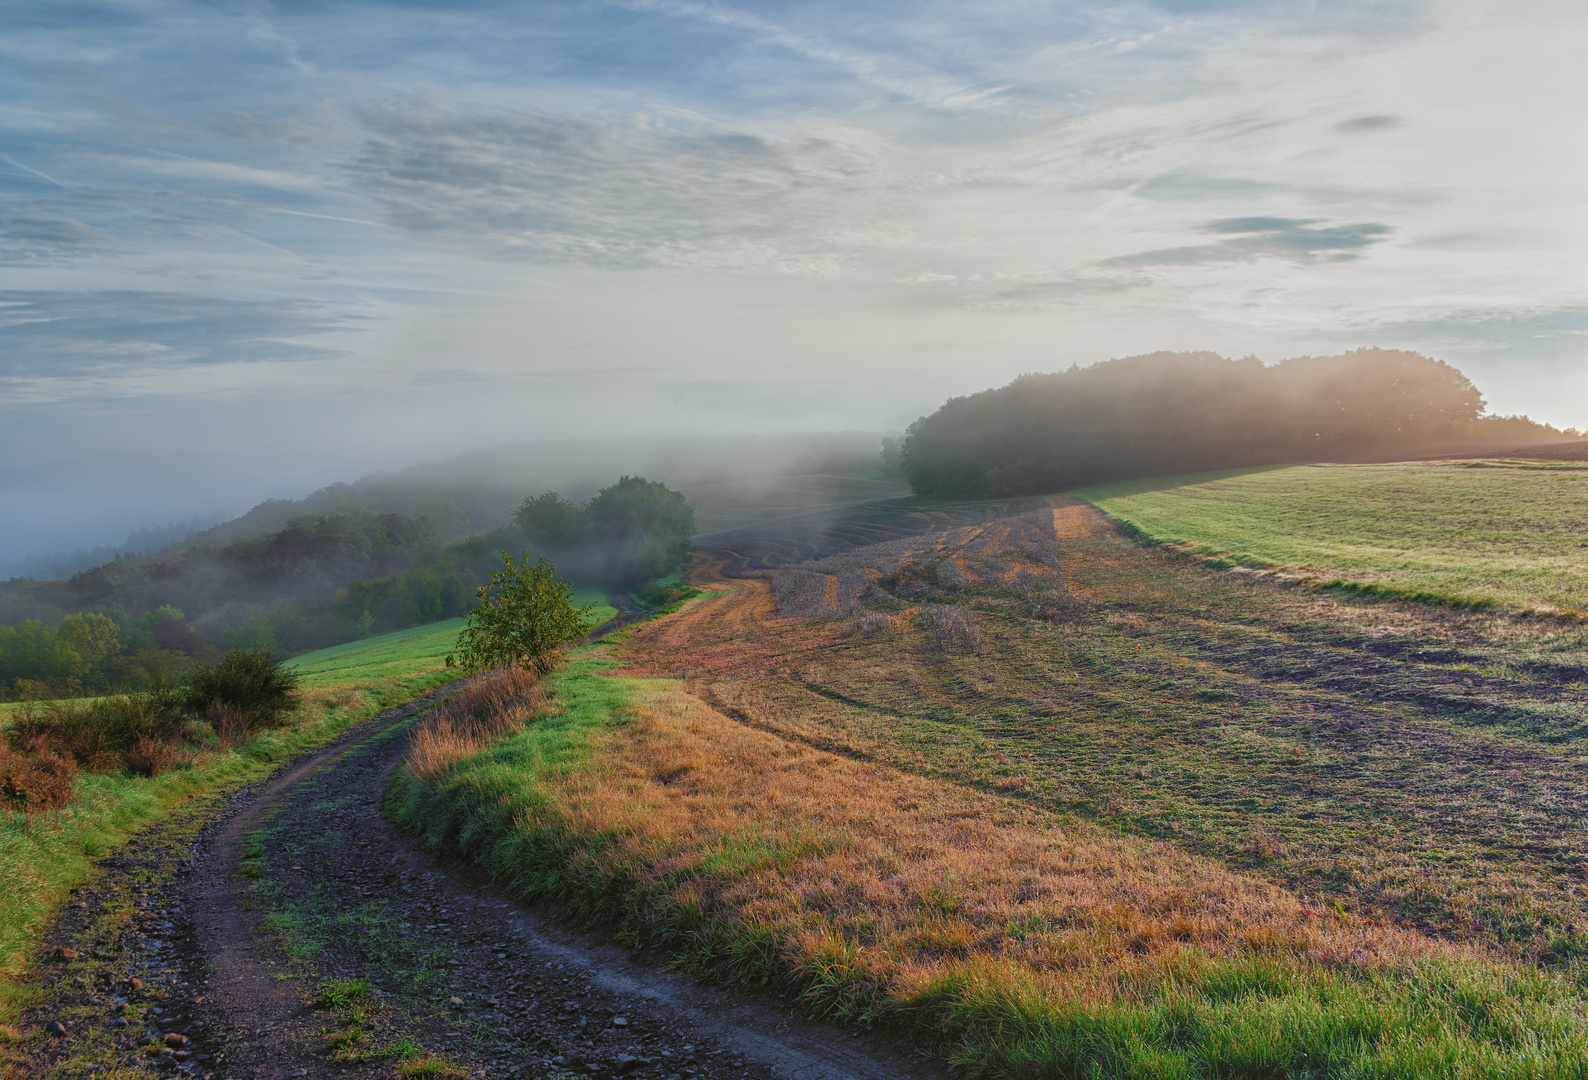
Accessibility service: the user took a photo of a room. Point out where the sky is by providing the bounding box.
[3,0,1587,563]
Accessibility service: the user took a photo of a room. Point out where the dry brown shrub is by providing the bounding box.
[917,604,980,651]
[0,737,79,822]
[849,611,901,637]
[9,695,180,772]
[122,736,196,777]
[205,702,250,750]
[408,667,546,782]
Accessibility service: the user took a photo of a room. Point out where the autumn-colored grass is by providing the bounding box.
[622,501,1588,952]
[406,667,544,782]
[392,657,1588,1076]
[393,477,1588,1076]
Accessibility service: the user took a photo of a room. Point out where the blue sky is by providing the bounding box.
[3,0,1586,560]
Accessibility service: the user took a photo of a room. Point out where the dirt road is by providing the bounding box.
[15,686,940,1080]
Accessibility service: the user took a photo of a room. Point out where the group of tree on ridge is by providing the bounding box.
[512,476,696,589]
[901,349,1582,497]
[0,476,694,700]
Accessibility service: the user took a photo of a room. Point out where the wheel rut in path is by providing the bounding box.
[22,682,943,1080]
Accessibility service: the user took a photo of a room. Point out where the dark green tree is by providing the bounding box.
[587,476,696,586]
[513,492,589,550]
[901,349,1491,497]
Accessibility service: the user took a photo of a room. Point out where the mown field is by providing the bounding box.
[1083,460,1588,613]
[395,470,1588,1078]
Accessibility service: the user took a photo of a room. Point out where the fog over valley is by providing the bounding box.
[4,0,1587,571]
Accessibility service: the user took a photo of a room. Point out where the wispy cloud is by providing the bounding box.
[0,0,1585,561]
[1101,217,1393,268]
[0,216,114,260]
[0,290,354,380]
[346,100,902,272]
[1336,114,1404,131]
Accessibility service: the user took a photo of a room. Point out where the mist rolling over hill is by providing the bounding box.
[0,431,892,578]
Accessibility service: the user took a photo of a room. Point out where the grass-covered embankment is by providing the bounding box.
[1083,461,1588,613]
[389,659,1588,1079]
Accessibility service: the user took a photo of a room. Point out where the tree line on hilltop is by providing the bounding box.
[0,477,693,700]
[901,349,1582,498]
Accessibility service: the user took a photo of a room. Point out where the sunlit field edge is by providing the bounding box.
[1082,461,1588,613]
[390,654,1588,1079]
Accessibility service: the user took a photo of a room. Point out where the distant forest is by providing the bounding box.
[0,477,694,700]
[902,349,1583,497]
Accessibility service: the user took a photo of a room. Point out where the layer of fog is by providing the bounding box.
[2,432,894,581]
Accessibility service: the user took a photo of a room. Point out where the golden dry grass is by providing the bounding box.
[393,655,1588,1074]
[407,667,544,782]
[556,681,1473,1001]
[395,491,1588,1073]
[616,498,1588,952]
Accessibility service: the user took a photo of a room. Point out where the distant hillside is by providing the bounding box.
[0,512,444,637]
[180,431,891,551]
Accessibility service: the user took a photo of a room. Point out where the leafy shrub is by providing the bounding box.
[184,647,301,729]
[448,553,592,677]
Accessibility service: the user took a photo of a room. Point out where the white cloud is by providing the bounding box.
[345,100,909,273]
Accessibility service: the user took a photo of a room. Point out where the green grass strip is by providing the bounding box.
[1080,462,1588,613]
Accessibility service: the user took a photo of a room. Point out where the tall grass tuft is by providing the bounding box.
[407,667,545,782]
[917,604,980,651]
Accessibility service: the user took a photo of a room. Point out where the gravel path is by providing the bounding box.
[17,684,943,1080]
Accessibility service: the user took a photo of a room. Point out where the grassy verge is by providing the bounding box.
[0,615,490,1023]
[1081,461,1588,613]
[388,659,1588,1079]
[628,573,703,616]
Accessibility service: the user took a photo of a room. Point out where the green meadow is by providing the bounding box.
[1083,460,1588,612]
